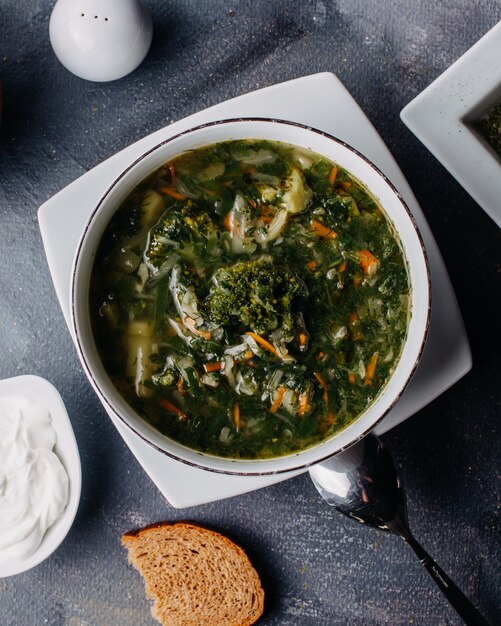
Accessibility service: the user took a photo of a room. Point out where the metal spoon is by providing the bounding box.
[309,435,489,626]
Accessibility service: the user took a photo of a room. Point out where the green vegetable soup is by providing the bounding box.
[90,139,410,459]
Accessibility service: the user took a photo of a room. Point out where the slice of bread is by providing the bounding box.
[122,522,264,626]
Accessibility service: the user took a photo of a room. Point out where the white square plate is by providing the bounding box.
[39,73,471,508]
[401,21,501,228]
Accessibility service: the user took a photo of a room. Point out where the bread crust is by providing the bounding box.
[122,521,264,626]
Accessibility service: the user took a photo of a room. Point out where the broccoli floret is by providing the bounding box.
[145,203,218,268]
[151,368,177,387]
[146,210,188,268]
[206,257,308,335]
[186,211,219,239]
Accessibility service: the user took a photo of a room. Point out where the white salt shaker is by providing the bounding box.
[49,0,153,82]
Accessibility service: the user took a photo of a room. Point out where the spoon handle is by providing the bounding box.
[404,535,489,626]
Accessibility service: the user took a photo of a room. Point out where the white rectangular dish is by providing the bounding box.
[401,20,501,228]
[38,72,471,508]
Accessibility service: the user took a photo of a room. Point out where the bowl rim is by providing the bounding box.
[71,117,431,475]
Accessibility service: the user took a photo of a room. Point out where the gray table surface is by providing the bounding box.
[1,1,500,625]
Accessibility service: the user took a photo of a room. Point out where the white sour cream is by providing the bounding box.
[0,395,69,563]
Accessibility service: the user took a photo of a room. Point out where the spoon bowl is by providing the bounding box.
[310,435,488,625]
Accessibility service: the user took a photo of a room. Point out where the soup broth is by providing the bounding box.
[90,140,410,459]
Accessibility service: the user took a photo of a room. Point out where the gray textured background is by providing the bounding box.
[1,1,500,625]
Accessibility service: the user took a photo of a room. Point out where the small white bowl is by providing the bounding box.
[401,21,501,228]
[71,118,430,476]
[0,375,81,578]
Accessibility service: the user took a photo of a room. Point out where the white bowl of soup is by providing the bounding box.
[71,119,430,475]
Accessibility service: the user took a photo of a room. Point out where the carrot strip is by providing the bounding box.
[233,403,241,431]
[338,261,348,273]
[359,249,379,276]
[269,386,286,414]
[298,392,310,416]
[298,332,309,352]
[364,352,379,385]
[348,311,363,341]
[168,163,176,184]
[348,311,359,324]
[348,372,356,385]
[177,376,185,393]
[203,361,223,373]
[329,167,338,186]
[310,219,337,239]
[235,350,253,364]
[313,371,334,425]
[245,331,280,358]
[340,181,352,191]
[160,186,186,201]
[184,317,212,340]
[160,399,188,421]
[314,371,329,405]
[246,196,257,208]
[306,260,318,270]
[223,212,232,232]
